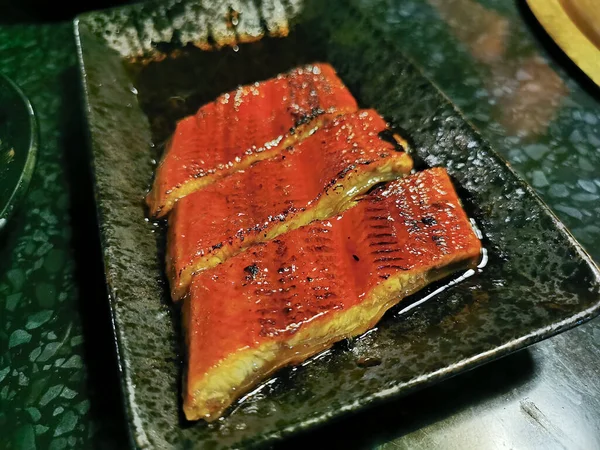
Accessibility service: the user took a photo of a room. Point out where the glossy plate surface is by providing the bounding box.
[0,72,38,230]
[74,1,600,448]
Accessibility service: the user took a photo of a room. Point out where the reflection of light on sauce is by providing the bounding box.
[232,376,279,408]
[397,268,478,317]
[359,327,378,339]
[468,218,489,269]
[396,216,488,317]
[303,348,333,366]
[478,247,489,270]
[468,218,488,271]
[469,217,483,239]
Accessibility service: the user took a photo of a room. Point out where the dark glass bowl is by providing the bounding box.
[0,72,38,230]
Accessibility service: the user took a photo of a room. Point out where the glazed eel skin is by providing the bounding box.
[167,110,413,300]
[183,167,482,421]
[146,63,358,218]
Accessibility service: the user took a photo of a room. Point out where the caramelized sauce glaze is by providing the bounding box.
[184,168,482,420]
[147,63,358,217]
[167,110,413,299]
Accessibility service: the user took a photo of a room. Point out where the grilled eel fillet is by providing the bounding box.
[183,167,482,421]
[167,110,413,301]
[146,63,358,218]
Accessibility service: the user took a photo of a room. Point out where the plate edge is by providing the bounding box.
[72,1,600,447]
[73,17,147,450]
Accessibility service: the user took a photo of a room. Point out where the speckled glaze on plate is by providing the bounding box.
[73,0,600,448]
[0,72,38,231]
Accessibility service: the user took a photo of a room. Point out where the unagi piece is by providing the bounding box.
[146,63,358,217]
[167,110,413,301]
[183,167,482,421]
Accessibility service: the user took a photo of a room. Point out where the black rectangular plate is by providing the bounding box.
[74,0,600,448]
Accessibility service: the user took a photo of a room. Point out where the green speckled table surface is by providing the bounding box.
[0,1,599,449]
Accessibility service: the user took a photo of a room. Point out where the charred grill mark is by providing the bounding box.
[253,288,270,296]
[370,216,391,220]
[369,241,398,246]
[367,232,395,239]
[274,240,287,258]
[258,317,276,325]
[404,219,420,233]
[367,214,391,221]
[432,234,447,248]
[371,248,400,254]
[309,225,329,240]
[374,256,403,262]
[315,292,337,300]
[431,201,448,210]
[259,329,278,337]
[277,272,299,282]
[244,264,259,280]
[322,166,355,193]
[376,264,410,271]
[312,245,334,252]
[421,216,437,226]
[233,205,301,244]
[310,285,328,292]
[257,308,280,316]
[307,75,321,111]
[287,72,300,125]
[272,294,299,306]
[235,229,246,242]
[258,316,279,337]
[305,236,332,244]
[289,107,324,131]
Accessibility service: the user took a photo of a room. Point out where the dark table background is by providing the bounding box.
[0,1,599,449]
